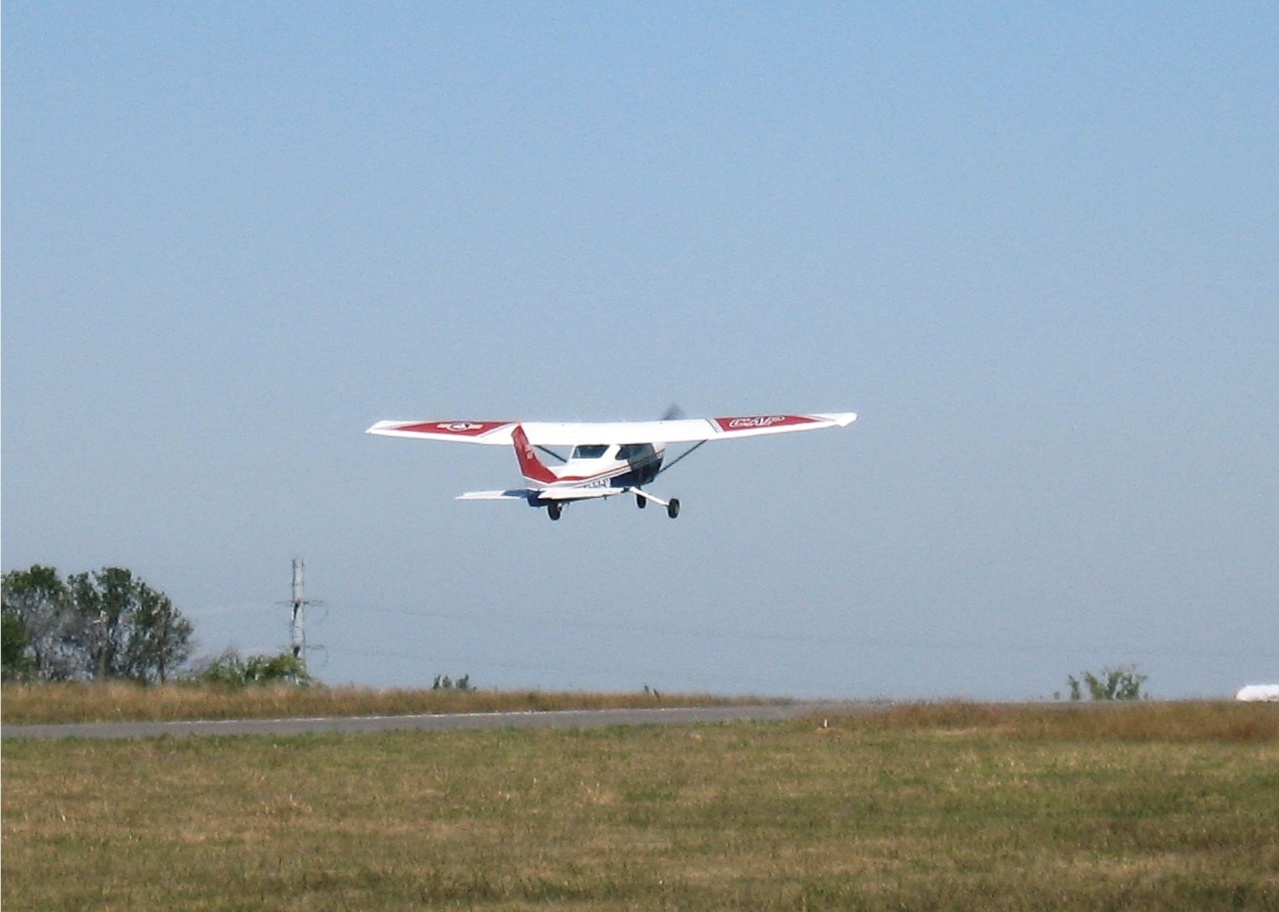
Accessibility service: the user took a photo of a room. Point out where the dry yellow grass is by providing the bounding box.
[0,681,755,725]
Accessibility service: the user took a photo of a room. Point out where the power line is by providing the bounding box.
[337,602,1279,660]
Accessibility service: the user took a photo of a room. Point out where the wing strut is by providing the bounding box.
[656,439,708,476]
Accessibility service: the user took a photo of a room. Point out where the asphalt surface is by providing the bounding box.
[2,702,880,741]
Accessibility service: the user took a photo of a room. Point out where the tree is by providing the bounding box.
[127,578,195,684]
[2,609,35,680]
[66,568,194,683]
[1067,664,1148,701]
[2,565,79,680]
[4,565,195,683]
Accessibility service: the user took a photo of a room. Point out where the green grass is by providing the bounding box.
[4,701,1278,910]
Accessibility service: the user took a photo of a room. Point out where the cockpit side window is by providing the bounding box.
[571,444,609,460]
[617,444,655,461]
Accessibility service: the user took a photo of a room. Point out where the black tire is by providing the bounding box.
[548,502,562,521]
[636,493,647,509]
[667,498,681,519]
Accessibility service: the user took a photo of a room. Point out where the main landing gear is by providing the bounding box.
[633,489,680,519]
[545,492,679,521]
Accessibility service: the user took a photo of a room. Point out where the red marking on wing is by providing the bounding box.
[712,415,819,433]
[393,421,510,438]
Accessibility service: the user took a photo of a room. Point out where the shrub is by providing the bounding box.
[1067,664,1148,701]
[432,674,472,692]
[193,650,313,687]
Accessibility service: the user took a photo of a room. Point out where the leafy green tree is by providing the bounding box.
[1067,664,1148,701]
[125,576,195,684]
[4,565,195,683]
[2,609,35,680]
[66,568,194,683]
[2,565,78,680]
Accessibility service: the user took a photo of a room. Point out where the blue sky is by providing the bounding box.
[5,3,1276,698]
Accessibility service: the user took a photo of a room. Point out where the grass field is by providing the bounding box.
[0,681,748,726]
[4,700,1278,911]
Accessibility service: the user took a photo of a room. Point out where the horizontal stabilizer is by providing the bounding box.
[458,487,620,503]
[457,490,532,501]
[535,487,619,501]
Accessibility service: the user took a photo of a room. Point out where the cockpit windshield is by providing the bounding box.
[571,444,609,460]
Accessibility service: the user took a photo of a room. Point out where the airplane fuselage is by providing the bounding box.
[537,442,665,493]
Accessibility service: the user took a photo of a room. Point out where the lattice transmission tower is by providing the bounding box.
[288,558,324,673]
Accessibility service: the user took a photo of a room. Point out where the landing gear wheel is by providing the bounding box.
[666,498,681,519]
[547,502,562,521]
[636,493,647,509]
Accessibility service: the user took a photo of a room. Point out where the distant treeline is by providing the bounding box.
[3,564,312,687]
[2,565,193,684]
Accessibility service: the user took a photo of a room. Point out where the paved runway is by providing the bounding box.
[2,702,879,741]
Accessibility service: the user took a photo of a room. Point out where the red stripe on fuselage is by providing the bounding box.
[546,461,651,486]
[513,436,663,491]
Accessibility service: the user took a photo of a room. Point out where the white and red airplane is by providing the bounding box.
[366,411,857,520]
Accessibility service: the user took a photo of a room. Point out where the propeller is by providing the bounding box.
[654,404,704,476]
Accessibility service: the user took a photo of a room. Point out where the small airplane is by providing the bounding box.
[366,411,857,520]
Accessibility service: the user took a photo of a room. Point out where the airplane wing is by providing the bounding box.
[367,413,856,446]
